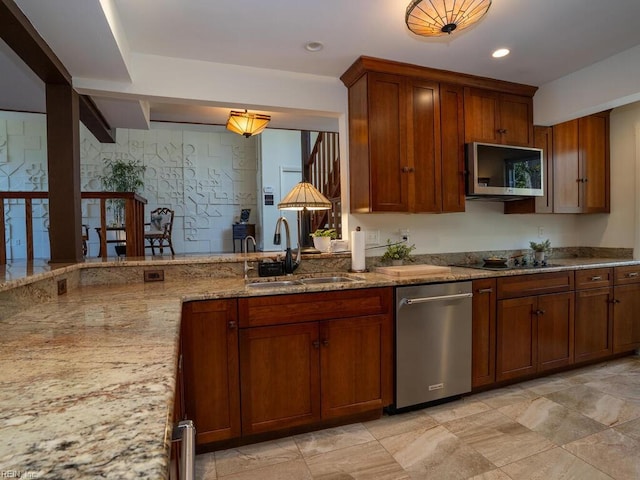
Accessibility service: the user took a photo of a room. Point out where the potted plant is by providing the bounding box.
[310,228,337,253]
[381,240,416,266]
[99,158,146,225]
[529,239,551,262]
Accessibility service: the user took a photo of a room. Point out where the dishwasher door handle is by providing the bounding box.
[401,292,473,305]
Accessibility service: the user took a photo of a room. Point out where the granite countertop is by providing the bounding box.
[1,256,639,478]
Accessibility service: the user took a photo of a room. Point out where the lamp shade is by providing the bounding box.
[406,0,491,36]
[277,182,332,211]
[226,110,271,137]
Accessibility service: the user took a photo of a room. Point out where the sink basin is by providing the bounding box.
[245,280,303,289]
[299,276,360,285]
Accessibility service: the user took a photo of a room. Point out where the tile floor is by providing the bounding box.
[195,355,640,479]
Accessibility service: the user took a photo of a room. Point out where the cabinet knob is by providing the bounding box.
[535,309,546,315]
[583,178,589,183]
[402,166,410,173]
[312,340,320,349]
[228,320,237,329]
[610,299,621,304]
[497,128,507,134]
[322,339,329,347]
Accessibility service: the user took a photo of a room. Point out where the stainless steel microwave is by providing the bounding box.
[466,142,544,199]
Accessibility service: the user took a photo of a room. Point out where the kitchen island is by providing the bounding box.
[1,254,638,478]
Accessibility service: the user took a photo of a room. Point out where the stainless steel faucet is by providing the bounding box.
[273,216,300,274]
[243,235,256,280]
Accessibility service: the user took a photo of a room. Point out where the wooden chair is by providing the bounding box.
[145,208,175,255]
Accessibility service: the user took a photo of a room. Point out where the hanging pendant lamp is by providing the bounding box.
[406,0,492,37]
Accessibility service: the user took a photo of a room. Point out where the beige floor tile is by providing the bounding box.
[196,451,217,479]
[546,384,640,426]
[498,396,606,445]
[444,410,554,467]
[518,375,575,396]
[585,374,640,401]
[380,424,496,479]
[426,398,492,423]
[364,410,437,440]
[501,446,613,479]
[564,429,640,480]
[613,416,640,442]
[294,423,375,458]
[305,440,409,480]
[473,384,539,409]
[467,469,513,480]
[213,438,301,477]
[220,459,312,480]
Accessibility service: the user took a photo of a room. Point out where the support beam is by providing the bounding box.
[46,83,83,263]
[79,94,115,143]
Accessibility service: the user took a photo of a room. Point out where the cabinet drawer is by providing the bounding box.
[497,271,574,299]
[575,268,613,289]
[238,287,393,328]
[614,265,640,285]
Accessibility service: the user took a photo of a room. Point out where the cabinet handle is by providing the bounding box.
[322,339,329,347]
[402,166,410,173]
[497,128,507,134]
[312,340,320,349]
[477,288,493,294]
[534,309,546,315]
[228,320,237,329]
[583,178,588,183]
[609,299,621,304]
[590,276,602,281]
[409,167,415,173]
[627,272,639,278]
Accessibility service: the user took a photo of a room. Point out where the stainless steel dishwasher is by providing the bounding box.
[395,282,473,410]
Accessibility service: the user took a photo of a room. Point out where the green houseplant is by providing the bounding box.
[381,240,416,265]
[99,158,146,225]
[529,239,551,261]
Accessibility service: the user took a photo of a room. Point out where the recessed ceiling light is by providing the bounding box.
[492,48,510,58]
[305,41,324,52]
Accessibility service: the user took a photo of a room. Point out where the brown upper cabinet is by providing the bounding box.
[341,56,536,214]
[553,111,610,213]
[464,88,534,147]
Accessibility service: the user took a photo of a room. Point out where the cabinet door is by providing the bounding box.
[464,87,500,144]
[440,83,466,212]
[613,284,640,353]
[408,79,441,212]
[320,314,393,418]
[553,119,580,213]
[496,296,537,381]
[181,299,240,445]
[499,93,534,146]
[580,113,610,213]
[240,322,321,435]
[575,287,614,363]
[368,73,409,212]
[472,278,496,388]
[537,292,574,372]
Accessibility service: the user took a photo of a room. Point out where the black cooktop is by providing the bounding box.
[456,262,560,272]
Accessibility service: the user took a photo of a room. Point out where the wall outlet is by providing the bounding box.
[365,230,380,245]
[57,278,67,295]
[538,226,544,238]
[400,229,410,242]
[144,270,165,282]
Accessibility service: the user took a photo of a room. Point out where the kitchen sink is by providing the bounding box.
[299,276,360,284]
[245,280,303,288]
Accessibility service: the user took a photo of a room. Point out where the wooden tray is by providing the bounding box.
[375,264,452,277]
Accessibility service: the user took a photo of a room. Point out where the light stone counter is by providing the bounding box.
[1,254,639,478]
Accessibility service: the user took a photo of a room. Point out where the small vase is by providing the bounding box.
[534,251,545,262]
[313,236,332,253]
[391,259,404,266]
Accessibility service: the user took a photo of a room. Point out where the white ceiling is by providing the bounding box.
[4,0,640,130]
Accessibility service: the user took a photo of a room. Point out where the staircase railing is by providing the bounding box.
[307,132,341,236]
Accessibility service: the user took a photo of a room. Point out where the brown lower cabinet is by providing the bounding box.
[495,272,574,382]
[181,299,241,445]
[181,287,393,446]
[239,288,393,436]
[613,266,640,353]
[472,278,496,388]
